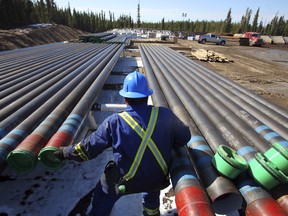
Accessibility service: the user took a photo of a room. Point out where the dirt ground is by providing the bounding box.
[175,39,288,109]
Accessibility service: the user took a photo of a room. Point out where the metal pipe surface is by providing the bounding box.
[170,147,215,216]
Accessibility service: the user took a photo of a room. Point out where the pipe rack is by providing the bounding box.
[0,43,125,173]
[140,44,287,215]
[1,41,287,215]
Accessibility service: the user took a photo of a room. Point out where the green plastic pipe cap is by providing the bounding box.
[7,150,37,172]
[38,146,65,169]
[264,143,288,175]
[212,145,249,179]
[249,153,288,190]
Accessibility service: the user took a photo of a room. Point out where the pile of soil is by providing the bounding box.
[0,24,86,51]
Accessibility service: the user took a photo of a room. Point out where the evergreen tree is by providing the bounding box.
[137,1,141,28]
[0,0,13,28]
[223,8,232,33]
[252,8,260,32]
[269,14,279,35]
[25,0,36,24]
[238,8,252,33]
[0,1,287,36]
[257,20,264,33]
[161,18,165,30]
[283,20,288,36]
[35,0,46,23]
[276,15,286,35]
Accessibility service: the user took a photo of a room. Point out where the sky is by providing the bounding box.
[54,0,288,24]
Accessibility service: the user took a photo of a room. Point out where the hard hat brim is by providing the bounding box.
[119,89,153,98]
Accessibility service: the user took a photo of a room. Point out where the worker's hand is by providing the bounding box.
[54,147,66,160]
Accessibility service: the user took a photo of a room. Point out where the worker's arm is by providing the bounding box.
[54,115,114,161]
[171,113,191,149]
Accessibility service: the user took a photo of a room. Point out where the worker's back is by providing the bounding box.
[108,104,190,193]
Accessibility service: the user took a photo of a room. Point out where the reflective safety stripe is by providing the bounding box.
[119,107,168,181]
[143,206,160,215]
[75,142,89,161]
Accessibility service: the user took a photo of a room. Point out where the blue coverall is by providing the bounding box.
[62,103,191,216]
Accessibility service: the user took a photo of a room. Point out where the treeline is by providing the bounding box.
[0,0,287,36]
[143,8,288,36]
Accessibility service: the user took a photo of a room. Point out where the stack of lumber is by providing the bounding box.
[191,49,233,63]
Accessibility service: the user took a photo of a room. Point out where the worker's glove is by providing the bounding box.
[54,147,66,160]
[103,161,122,194]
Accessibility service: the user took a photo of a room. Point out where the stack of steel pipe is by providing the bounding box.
[101,34,117,42]
[143,54,215,216]
[141,46,243,215]
[107,35,128,44]
[79,33,114,43]
[1,44,109,116]
[38,43,125,169]
[140,44,288,215]
[0,43,125,173]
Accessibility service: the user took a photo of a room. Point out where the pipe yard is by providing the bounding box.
[0,33,288,215]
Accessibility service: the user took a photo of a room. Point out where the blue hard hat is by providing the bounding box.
[119,71,153,98]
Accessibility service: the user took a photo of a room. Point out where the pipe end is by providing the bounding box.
[7,150,37,172]
[38,146,65,169]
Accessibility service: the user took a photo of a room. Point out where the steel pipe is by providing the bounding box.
[92,103,127,112]
[143,48,215,215]
[155,46,287,147]
[160,46,288,141]
[143,45,256,160]
[235,172,287,216]
[154,46,288,200]
[170,147,215,216]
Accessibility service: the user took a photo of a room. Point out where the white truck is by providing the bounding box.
[198,33,226,45]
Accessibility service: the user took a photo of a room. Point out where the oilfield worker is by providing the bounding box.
[54,71,191,216]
